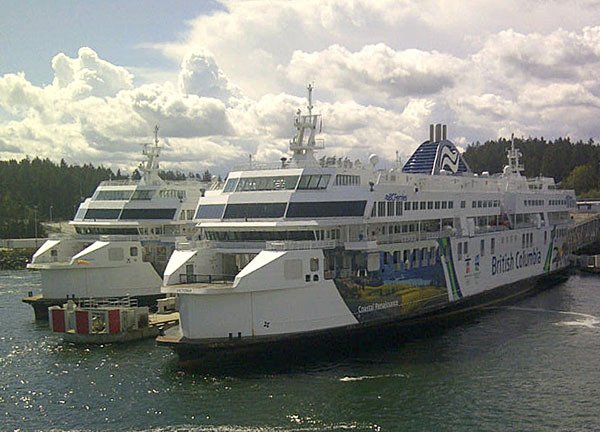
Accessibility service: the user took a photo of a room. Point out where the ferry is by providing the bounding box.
[25,127,215,320]
[157,86,576,363]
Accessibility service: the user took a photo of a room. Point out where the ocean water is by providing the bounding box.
[2,270,600,431]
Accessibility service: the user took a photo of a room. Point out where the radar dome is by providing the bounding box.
[369,154,379,167]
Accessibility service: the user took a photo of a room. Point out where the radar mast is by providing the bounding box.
[289,84,324,166]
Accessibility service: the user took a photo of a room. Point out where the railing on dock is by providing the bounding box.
[75,296,139,309]
[178,274,235,284]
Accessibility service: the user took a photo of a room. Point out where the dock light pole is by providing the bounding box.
[33,206,38,238]
[50,205,53,223]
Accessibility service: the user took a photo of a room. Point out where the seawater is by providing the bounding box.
[2,270,600,431]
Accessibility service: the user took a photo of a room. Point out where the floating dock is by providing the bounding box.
[48,297,178,344]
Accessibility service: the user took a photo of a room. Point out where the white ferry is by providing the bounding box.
[157,86,576,362]
[25,127,214,319]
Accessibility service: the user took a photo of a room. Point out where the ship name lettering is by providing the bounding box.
[357,300,399,314]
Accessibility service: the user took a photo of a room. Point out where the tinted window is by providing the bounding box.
[287,201,366,218]
[206,230,315,241]
[223,178,238,193]
[235,176,299,191]
[95,190,133,200]
[84,208,121,219]
[131,189,155,200]
[120,208,176,219]
[195,204,225,219]
[224,203,287,219]
[297,174,330,190]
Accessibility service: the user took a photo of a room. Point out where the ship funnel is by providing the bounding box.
[429,123,447,142]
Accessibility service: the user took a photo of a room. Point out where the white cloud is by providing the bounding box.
[285,44,463,101]
[52,47,134,98]
[4,1,600,175]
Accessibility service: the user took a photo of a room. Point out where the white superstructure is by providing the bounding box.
[159,87,575,358]
[27,127,215,318]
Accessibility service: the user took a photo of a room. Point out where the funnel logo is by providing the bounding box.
[439,146,459,173]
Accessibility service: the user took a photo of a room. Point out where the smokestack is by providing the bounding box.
[435,124,442,142]
[429,124,434,142]
[442,124,447,140]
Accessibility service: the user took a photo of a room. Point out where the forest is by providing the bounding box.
[0,157,213,239]
[1,136,599,238]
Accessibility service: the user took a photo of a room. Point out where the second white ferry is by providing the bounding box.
[158,87,575,362]
[25,127,214,319]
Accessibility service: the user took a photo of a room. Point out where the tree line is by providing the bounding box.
[463,136,600,196]
[2,137,599,238]
[0,157,213,239]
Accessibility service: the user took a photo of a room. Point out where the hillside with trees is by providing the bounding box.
[0,157,213,239]
[463,137,600,196]
[1,137,599,238]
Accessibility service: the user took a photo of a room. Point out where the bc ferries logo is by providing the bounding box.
[385,193,408,202]
[439,145,460,173]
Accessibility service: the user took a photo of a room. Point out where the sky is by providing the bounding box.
[2,0,600,175]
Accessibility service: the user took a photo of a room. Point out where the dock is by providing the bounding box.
[48,297,179,345]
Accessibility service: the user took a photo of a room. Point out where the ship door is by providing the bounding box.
[185,264,194,283]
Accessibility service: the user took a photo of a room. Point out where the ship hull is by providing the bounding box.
[157,267,569,367]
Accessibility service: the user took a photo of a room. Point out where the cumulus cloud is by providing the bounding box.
[52,47,134,98]
[3,1,600,175]
[178,51,241,101]
[286,44,463,100]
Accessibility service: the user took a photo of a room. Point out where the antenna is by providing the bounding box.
[307,83,313,116]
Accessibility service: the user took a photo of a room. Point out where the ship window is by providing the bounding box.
[412,202,418,210]
[131,189,155,200]
[405,202,411,211]
[420,202,426,210]
[396,201,403,216]
[94,190,133,201]
[313,274,319,281]
[224,203,286,219]
[461,200,466,209]
[371,204,376,217]
[464,242,468,255]
[84,208,121,220]
[472,201,476,208]
[448,201,454,209]
[286,201,366,218]
[477,201,482,208]
[335,174,361,186]
[297,174,330,190]
[223,178,238,192]
[428,201,433,210]
[378,202,385,217]
[120,208,176,220]
[491,238,495,255]
[305,274,310,282]
[441,201,447,209]
[195,204,225,219]
[387,202,394,216]
[130,247,138,257]
[236,176,299,192]
[435,201,440,209]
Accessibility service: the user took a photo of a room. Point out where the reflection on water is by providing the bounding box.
[2,270,600,431]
